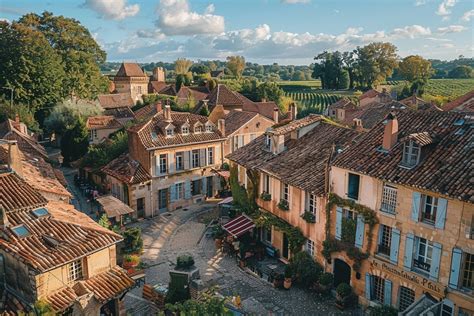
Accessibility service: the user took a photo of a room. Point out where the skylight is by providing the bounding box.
[32,207,50,218]
[12,225,30,238]
[151,131,158,140]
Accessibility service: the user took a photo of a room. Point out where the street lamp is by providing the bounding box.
[2,86,13,110]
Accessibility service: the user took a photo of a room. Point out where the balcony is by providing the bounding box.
[413,259,430,273]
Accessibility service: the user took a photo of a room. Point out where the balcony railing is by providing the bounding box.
[413,259,430,272]
[377,244,390,256]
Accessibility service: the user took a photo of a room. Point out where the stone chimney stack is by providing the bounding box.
[217,119,225,137]
[382,112,398,151]
[353,118,363,131]
[5,140,23,177]
[289,103,297,121]
[155,101,162,114]
[273,108,279,124]
[164,103,172,122]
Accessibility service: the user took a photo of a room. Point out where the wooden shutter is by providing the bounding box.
[199,148,206,167]
[365,273,372,300]
[201,177,207,196]
[429,242,442,281]
[384,279,392,306]
[170,184,177,202]
[403,233,415,270]
[390,228,401,264]
[184,180,191,199]
[448,248,463,289]
[151,155,157,176]
[335,207,342,240]
[168,153,174,174]
[355,215,365,249]
[435,198,447,229]
[411,192,421,222]
[184,151,190,169]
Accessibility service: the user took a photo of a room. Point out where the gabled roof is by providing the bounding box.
[103,107,135,119]
[328,97,357,111]
[242,101,280,121]
[133,103,161,121]
[210,70,224,77]
[86,116,123,130]
[443,90,474,112]
[0,119,48,159]
[271,114,321,136]
[343,100,411,129]
[98,93,134,109]
[227,120,360,195]
[223,110,258,136]
[102,153,151,184]
[359,89,380,100]
[128,111,225,149]
[149,81,169,94]
[332,111,474,203]
[115,62,146,77]
[176,86,210,104]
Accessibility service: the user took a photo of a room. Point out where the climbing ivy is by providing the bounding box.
[322,193,377,271]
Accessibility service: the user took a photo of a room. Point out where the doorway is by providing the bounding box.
[136,197,145,218]
[282,233,289,259]
[206,176,213,197]
[333,258,351,287]
[158,189,168,213]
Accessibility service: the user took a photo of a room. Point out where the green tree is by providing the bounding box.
[448,65,473,78]
[226,56,246,78]
[354,42,398,88]
[60,117,89,165]
[190,64,210,75]
[18,12,108,99]
[0,21,64,110]
[292,70,306,81]
[399,55,433,82]
[174,58,193,75]
[0,99,40,132]
[256,82,283,104]
[175,73,192,91]
[312,51,348,89]
[98,213,111,229]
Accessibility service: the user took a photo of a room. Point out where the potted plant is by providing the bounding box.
[176,254,195,270]
[302,211,316,223]
[277,199,289,211]
[212,225,225,249]
[283,266,293,289]
[316,272,333,293]
[335,283,355,310]
[260,192,271,201]
[273,273,284,289]
[123,254,140,273]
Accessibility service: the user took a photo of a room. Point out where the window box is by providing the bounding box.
[278,199,289,211]
[260,192,272,201]
[302,211,316,223]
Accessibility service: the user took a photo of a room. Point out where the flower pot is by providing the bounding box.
[215,238,223,249]
[284,278,292,289]
[273,278,283,288]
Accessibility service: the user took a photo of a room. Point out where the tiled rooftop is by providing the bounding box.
[102,153,151,184]
[443,90,474,112]
[115,62,147,77]
[223,110,258,136]
[86,115,123,130]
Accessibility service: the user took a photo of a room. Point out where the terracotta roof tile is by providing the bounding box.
[103,107,135,119]
[333,111,474,203]
[271,114,321,136]
[102,153,151,184]
[148,81,169,93]
[343,101,411,129]
[115,63,146,77]
[443,90,474,112]
[133,103,161,121]
[98,93,134,109]
[0,172,47,212]
[45,286,77,312]
[359,89,380,100]
[224,110,258,136]
[328,97,357,111]
[86,116,123,130]
[82,266,135,302]
[0,119,48,159]
[176,86,210,104]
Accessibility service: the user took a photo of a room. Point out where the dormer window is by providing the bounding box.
[205,124,213,133]
[166,127,174,137]
[402,140,420,168]
[195,126,203,133]
[181,126,189,135]
[264,134,271,150]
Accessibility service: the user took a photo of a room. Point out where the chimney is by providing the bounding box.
[353,118,363,131]
[0,207,8,228]
[261,98,266,103]
[289,103,297,121]
[217,119,225,136]
[6,140,23,177]
[382,112,398,151]
[164,103,172,122]
[273,107,279,124]
[15,114,20,124]
[155,101,162,113]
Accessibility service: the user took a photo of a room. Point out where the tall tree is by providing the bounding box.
[60,117,89,165]
[0,21,64,110]
[448,65,473,78]
[175,58,193,75]
[17,12,108,99]
[354,42,398,88]
[399,55,433,83]
[312,51,347,89]
[226,56,246,79]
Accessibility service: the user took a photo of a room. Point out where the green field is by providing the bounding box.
[384,79,474,100]
[284,90,357,116]
[278,80,322,91]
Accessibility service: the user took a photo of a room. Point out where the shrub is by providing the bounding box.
[288,252,322,289]
[278,199,289,211]
[122,227,143,254]
[212,225,225,239]
[176,254,195,269]
[260,192,271,201]
[302,211,316,223]
[367,305,398,316]
[318,272,334,286]
[124,254,140,265]
[336,283,352,298]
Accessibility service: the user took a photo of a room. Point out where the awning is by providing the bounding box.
[96,195,135,218]
[212,168,230,179]
[222,214,255,238]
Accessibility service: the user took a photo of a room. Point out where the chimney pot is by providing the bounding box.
[289,103,297,121]
[217,119,225,136]
[155,101,162,113]
[382,113,398,151]
[273,108,279,124]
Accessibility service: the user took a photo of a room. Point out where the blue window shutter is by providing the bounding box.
[168,153,174,174]
[355,215,365,249]
[390,228,401,264]
[384,279,392,306]
[184,151,190,169]
[151,155,157,176]
[184,180,191,199]
[202,177,207,196]
[403,233,415,270]
[170,185,177,202]
[335,207,343,240]
[435,198,447,229]
[429,242,442,281]
[199,149,206,167]
[449,248,463,289]
[365,273,372,300]
[411,192,421,222]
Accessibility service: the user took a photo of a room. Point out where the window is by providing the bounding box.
[414,237,433,273]
[402,140,420,167]
[343,208,356,220]
[307,193,316,214]
[263,174,270,193]
[176,183,184,200]
[159,154,167,174]
[399,286,415,312]
[232,135,239,152]
[462,252,473,289]
[192,179,202,196]
[282,183,289,202]
[207,147,214,165]
[381,184,397,214]
[265,134,271,150]
[421,195,438,225]
[68,260,83,282]
[181,126,189,135]
[261,227,272,244]
[137,86,142,94]
[347,173,360,200]
[166,127,174,137]
[175,152,184,171]
[372,275,385,303]
[32,207,50,218]
[306,239,315,257]
[11,225,30,238]
[205,124,213,132]
[377,225,392,256]
[192,150,200,168]
[250,133,256,141]
[195,125,203,133]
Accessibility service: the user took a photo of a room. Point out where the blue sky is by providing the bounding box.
[1,0,473,64]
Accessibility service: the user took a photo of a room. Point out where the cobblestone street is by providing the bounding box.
[124,204,356,315]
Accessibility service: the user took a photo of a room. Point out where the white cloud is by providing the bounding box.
[281,0,311,3]
[426,37,452,42]
[390,25,431,39]
[415,0,427,6]
[0,18,10,23]
[437,25,467,34]
[436,0,457,17]
[439,43,455,48]
[84,0,139,20]
[461,10,474,21]
[155,0,225,36]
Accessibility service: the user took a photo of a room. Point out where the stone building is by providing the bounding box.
[113,63,149,102]
[329,110,473,315]
[86,115,124,144]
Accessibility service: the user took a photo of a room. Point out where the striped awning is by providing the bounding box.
[222,214,255,238]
